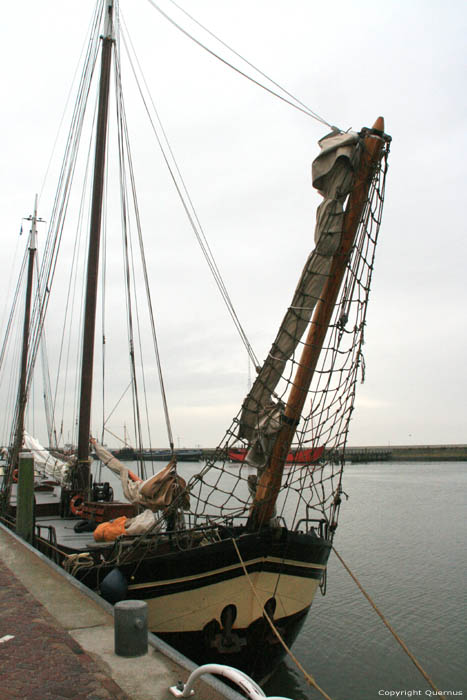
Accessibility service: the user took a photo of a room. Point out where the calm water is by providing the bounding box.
[100,460,466,699]
[264,461,467,700]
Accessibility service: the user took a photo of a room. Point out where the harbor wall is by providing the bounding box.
[345,444,467,462]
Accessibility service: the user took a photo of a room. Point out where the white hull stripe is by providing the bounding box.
[128,555,326,592]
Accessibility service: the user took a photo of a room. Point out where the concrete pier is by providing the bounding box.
[344,443,467,463]
[0,523,242,700]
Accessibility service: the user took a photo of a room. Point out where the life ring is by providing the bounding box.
[12,469,19,483]
[70,493,85,516]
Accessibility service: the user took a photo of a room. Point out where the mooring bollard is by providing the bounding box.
[114,600,148,657]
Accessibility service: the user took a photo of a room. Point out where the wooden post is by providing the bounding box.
[16,452,35,543]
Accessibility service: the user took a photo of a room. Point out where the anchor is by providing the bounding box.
[210,604,246,653]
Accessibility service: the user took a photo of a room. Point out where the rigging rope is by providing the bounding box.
[0,256,27,445]
[103,381,132,428]
[37,2,105,204]
[115,56,148,468]
[332,547,446,700]
[114,34,174,455]
[25,5,104,448]
[35,253,56,449]
[0,246,28,377]
[0,226,24,363]
[50,85,99,450]
[120,19,260,370]
[146,0,339,130]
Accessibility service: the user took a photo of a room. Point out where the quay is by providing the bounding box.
[343,443,467,463]
[0,523,242,700]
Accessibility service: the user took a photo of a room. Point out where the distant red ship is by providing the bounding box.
[228,446,324,464]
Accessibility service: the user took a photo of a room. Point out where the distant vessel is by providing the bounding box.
[110,447,139,462]
[109,447,202,462]
[0,0,390,683]
[141,448,202,462]
[228,446,324,464]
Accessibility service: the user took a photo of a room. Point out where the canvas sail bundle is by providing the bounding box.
[23,432,70,485]
[92,440,190,511]
[239,130,361,443]
[243,400,284,473]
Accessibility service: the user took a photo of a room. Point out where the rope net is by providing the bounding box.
[181,132,390,538]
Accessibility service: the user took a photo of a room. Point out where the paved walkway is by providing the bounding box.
[0,524,239,700]
[0,555,129,699]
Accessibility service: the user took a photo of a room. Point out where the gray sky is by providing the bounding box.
[0,0,466,449]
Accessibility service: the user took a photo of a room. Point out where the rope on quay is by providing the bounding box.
[232,538,333,700]
[332,546,445,699]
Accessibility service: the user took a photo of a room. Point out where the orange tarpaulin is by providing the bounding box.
[93,516,127,542]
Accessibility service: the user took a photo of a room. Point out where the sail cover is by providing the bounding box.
[238,130,362,441]
[23,432,70,485]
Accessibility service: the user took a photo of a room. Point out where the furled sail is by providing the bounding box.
[92,439,190,511]
[238,130,362,442]
[23,432,70,485]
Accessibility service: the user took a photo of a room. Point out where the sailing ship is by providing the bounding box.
[0,0,391,684]
[141,448,203,462]
[228,446,324,464]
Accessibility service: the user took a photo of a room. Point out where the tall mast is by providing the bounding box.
[13,195,40,464]
[248,117,386,528]
[75,0,114,491]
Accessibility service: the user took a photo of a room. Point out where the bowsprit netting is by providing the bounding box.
[184,127,390,538]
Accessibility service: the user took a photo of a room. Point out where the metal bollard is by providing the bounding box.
[114,600,148,657]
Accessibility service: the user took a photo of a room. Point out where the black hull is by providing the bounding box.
[70,526,331,682]
[25,508,331,684]
[158,605,310,684]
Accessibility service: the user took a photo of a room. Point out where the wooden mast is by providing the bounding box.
[12,195,40,468]
[74,0,114,492]
[248,117,386,529]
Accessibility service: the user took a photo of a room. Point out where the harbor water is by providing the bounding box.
[264,460,467,699]
[98,459,466,699]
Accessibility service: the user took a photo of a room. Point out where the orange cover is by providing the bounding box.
[93,516,128,542]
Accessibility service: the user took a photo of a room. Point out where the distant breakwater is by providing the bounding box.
[343,444,467,463]
[200,444,467,463]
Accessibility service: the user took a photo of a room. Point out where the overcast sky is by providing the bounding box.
[0,0,466,449]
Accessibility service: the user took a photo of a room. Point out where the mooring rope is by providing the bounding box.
[231,538,333,700]
[332,547,446,700]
